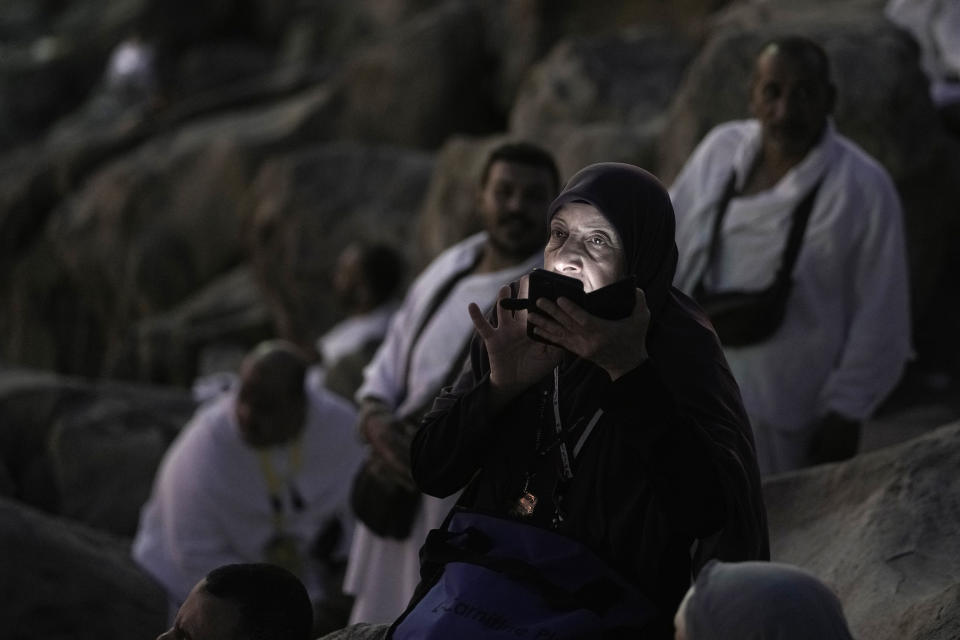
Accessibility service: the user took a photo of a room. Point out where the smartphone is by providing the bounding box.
[499,269,636,345]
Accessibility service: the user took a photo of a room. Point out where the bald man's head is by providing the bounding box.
[235,341,308,448]
[749,36,836,159]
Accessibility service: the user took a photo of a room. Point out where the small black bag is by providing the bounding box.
[349,255,482,540]
[350,455,421,540]
[693,284,791,347]
[693,172,822,347]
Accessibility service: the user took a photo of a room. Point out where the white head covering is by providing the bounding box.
[684,561,854,640]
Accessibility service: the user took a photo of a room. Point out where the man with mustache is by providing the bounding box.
[343,141,559,624]
[670,36,912,475]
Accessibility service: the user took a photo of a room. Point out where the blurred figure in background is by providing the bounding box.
[674,560,854,640]
[158,563,314,640]
[671,36,912,475]
[885,0,960,134]
[104,32,160,108]
[320,241,406,403]
[344,141,560,624]
[133,341,363,634]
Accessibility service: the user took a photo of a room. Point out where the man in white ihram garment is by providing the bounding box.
[133,341,364,628]
[343,142,560,624]
[670,36,912,475]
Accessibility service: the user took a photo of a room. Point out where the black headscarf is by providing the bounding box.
[548,162,769,570]
[548,163,678,314]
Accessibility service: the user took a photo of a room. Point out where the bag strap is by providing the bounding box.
[774,178,822,289]
[695,171,823,298]
[396,250,483,410]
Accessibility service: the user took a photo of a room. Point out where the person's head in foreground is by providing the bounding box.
[674,560,854,640]
[158,563,313,640]
[234,340,309,449]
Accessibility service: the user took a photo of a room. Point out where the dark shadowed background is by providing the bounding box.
[1,1,958,639]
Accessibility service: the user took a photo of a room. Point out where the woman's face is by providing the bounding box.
[544,202,626,292]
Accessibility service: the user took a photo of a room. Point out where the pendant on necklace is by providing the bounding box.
[511,491,538,517]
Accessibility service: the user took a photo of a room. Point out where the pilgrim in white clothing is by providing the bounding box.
[133,366,364,607]
[671,119,912,474]
[318,303,397,368]
[344,232,542,624]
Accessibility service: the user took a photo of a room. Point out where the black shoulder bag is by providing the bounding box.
[350,255,481,540]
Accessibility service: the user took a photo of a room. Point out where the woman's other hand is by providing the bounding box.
[528,287,650,380]
[468,280,563,409]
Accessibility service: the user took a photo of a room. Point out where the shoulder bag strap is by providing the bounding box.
[695,172,823,297]
[693,171,738,298]
[396,250,483,407]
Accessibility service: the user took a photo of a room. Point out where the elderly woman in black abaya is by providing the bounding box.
[398,163,769,639]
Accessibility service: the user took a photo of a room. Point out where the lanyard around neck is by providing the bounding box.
[256,439,305,532]
[551,367,603,481]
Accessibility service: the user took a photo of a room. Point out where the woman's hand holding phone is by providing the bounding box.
[526,283,651,382]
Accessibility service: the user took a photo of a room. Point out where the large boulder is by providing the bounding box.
[0,84,337,379]
[248,142,434,354]
[765,421,960,640]
[0,0,146,150]
[656,3,960,374]
[506,26,698,181]
[0,496,167,640]
[0,369,194,536]
[332,0,503,148]
[509,27,697,160]
[110,265,274,386]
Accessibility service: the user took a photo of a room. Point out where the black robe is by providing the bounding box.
[411,163,769,638]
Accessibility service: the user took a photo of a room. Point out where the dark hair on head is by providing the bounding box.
[757,35,832,85]
[358,242,406,307]
[479,141,560,194]
[245,340,308,400]
[202,563,313,640]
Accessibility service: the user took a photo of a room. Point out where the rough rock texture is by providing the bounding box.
[109,265,273,386]
[248,142,434,354]
[765,421,960,640]
[657,4,960,374]
[0,369,194,536]
[1,84,337,379]
[509,27,696,152]
[333,0,502,148]
[0,0,140,150]
[2,0,959,386]
[0,496,167,640]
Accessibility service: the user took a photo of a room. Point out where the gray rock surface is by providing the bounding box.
[1,84,338,378]
[108,265,273,386]
[248,142,434,353]
[0,496,167,640]
[332,0,500,148]
[765,421,960,640]
[0,369,194,536]
[509,27,696,152]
